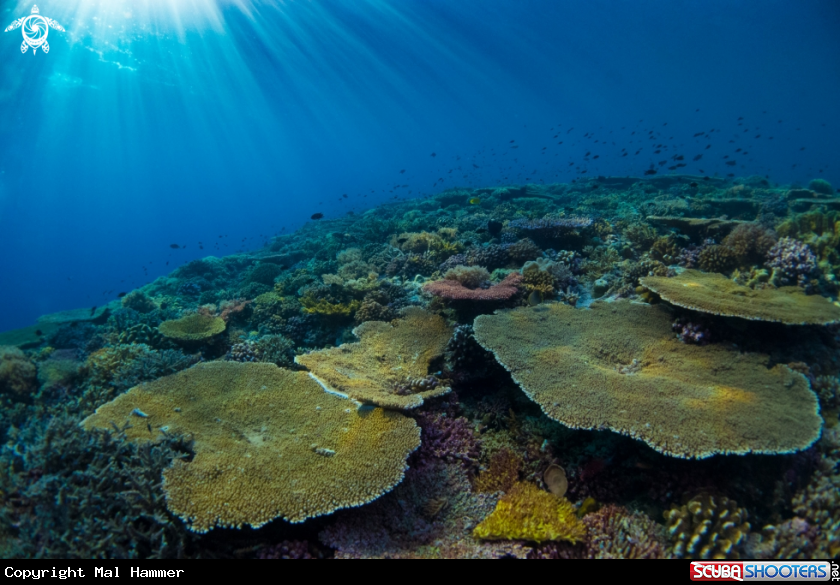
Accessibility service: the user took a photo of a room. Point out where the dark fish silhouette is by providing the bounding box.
[693,154,703,161]
[310,213,324,220]
[644,169,657,176]
[725,161,737,166]
[430,152,436,157]
[169,244,180,249]
[90,306,97,316]
[117,292,127,298]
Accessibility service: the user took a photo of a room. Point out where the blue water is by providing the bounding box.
[0,0,838,332]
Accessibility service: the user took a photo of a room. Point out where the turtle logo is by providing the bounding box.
[4,5,65,55]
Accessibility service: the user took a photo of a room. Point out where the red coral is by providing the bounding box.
[423,272,522,301]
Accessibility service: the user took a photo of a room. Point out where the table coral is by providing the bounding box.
[158,314,226,341]
[640,269,840,325]
[473,301,822,458]
[473,482,586,543]
[295,307,452,410]
[82,362,421,532]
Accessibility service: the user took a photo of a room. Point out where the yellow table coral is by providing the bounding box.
[82,362,420,532]
[473,482,586,543]
[640,270,840,325]
[296,307,452,409]
[473,301,822,458]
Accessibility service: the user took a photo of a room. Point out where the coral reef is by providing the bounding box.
[473,301,821,458]
[82,362,421,532]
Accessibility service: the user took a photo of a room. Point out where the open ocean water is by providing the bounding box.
[0,0,838,561]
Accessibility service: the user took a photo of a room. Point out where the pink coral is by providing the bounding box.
[423,272,522,301]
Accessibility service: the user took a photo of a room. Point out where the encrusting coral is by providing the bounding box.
[158,314,226,341]
[473,482,586,543]
[640,270,840,325]
[473,301,822,458]
[295,307,452,409]
[82,362,421,532]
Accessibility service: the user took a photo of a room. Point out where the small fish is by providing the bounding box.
[399,169,405,173]
[689,182,698,187]
[35,329,43,336]
[169,243,180,249]
[725,160,737,166]
[527,291,541,306]
[90,306,97,316]
[430,152,436,157]
[644,169,657,176]
[132,408,149,418]
[468,197,481,205]
[693,154,703,161]
[117,292,127,298]
[310,213,324,220]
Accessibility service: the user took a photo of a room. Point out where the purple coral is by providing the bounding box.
[672,318,711,345]
[765,237,818,287]
[414,411,481,473]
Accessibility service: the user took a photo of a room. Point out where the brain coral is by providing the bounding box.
[295,307,452,409]
[82,362,420,532]
[473,301,821,458]
[473,482,586,543]
[640,270,840,325]
[158,314,226,341]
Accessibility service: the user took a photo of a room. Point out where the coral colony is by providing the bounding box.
[2,176,840,559]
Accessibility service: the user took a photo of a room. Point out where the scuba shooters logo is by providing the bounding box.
[4,5,65,55]
[690,561,837,582]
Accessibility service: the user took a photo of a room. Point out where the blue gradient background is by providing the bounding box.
[0,0,838,331]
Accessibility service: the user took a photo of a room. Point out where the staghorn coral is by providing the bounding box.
[640,270,840,324]
[473,301,822,458]
[295,308,452,409]
[414,410,481,474]
[82,362,420,532]
[0,346,37,397]
[227,341,259,362]
[664,494,750,559]
[423,272,522,302]
[158,314,226,341]
[2,415,198,559]
[473,482,586,544]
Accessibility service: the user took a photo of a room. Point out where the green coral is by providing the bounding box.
[300,294,361,317]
